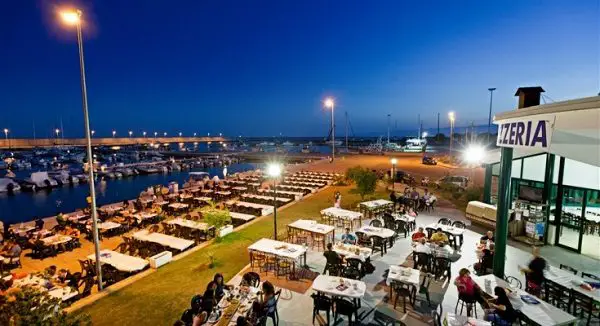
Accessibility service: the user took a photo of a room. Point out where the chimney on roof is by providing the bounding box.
[515,86,545,109]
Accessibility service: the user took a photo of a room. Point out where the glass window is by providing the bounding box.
[492,163,500,176]
[553,156,561,184]
[511,159,522,179]
[581,190,600,260]
[522,154,546,182]
[563,159,600,190]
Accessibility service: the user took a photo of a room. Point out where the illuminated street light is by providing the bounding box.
[55,128,60,138]
[59,8,103,291]
[324,97,335,160]
[128,131,133,137]
[193,132,197,137]
[464,144,485,164]
[154,131,158,138]
[91,130,95,137]
[267,163,283,240]
[422,132,428,138]
[179,132,182,137]
[3,129,9,149]
[208,132,210,136]
[219,132,222,137]
[112,130,116,138]
[143,131,147,137]
[390,158,398,182]
[164,132,167,136]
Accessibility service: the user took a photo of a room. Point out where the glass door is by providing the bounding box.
[556,187,585,252]
[581,190,600,259]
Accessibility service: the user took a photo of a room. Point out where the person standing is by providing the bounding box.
[334,191,342,208]
[520,246,546,297]
[389,191,397,210]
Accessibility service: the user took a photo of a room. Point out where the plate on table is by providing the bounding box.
[520,295,540,304]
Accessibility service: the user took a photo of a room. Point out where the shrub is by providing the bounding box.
[346,166,365,183]
[466,187,483,202]
[347,167,378,199]
[201,203,231,238]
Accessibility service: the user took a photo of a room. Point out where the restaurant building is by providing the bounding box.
[481,88,600,275]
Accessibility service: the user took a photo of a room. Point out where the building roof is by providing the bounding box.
[514,86,545,96]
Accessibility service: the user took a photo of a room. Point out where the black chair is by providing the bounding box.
[395,220,408,238]
[242,271,261,287]
[370,235,387,256]
[370,219,383,227]
[311,293,332,325]
[431,311,442,326]
[414,273,433,307]
[581,272,600,281]
[346,258,363,277]
[323,262,343,276]
[334,297,359,325]
[544,280,571,311]
[392,281,416,312]
[437,218,451,225]
[265,289,281,326]
[355,231,371,247]
[342,266,362,280]
[451,221,466,229]
[570,289,598,325]
[31,242,56,259]
[455,293,478,318]
[504,276,523,289]
[434,257,451,280]
[413,252,431,273]
[559,264,578,275]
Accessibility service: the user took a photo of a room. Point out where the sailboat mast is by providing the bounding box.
[345,111,348,151]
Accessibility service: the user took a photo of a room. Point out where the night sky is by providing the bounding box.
[1,0,598,138]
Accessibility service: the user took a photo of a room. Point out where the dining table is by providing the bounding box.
[87,249,149,273]
[332,243,372,262]
[167,217,211,231]
[311,275,366,321]
[545,265,600,303]
[133,230,195,251]
[248,238,307,276]
[320,207,363,229]
[425,223,466,248]
[287,219,335,249]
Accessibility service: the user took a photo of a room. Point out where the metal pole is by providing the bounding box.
[493,147,513,278]
[273,178,277,240]
[345,112,348,152]
[76,17,103,291]
[483,165,493,204]
[487,88,496,144]
[331,104,335,160]
[387,114,391,143]
[449,120,454,155]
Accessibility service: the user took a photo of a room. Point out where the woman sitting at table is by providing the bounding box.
[474,244,495,274]
[251,281,276,320]
[485,286,517,326]
[63,226,81,238]
[201,281,218,313]
[398,204,406,215]
[213,273,232,301]
[407,207,418,217]
[411,227,426,241]
[454,268,486,308]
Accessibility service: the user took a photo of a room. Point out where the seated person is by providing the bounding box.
[403,187,411,196]
[397,204,406,215]
[57,269,78,288]
[44,265,57,278]
[410,188,419,199]
[56,212,67,227]
[28,234,44,248]
[414,238,431,254]
[411,227,426,241]
[251,281,276,320]
[454,268,486,307]
[485,287,517,326]
[213,273,232,301]
[407,207,418,217]
[340,228,357,245]
[427,192,437,204]
[35,218,44,230]
[430,228,449,244]
[323,243,341,274]
[433,242,454,258]
[422,189,431,202]
[1,240,22,263]
[481,231,495,243]
[63,226,81,238]
[475,244,495,273]
[201,281,218,313]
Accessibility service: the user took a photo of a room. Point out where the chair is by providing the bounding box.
[342,266,362,280]
[31,242,56,259]
[544,280,571,311]
[395,220,408,238]
[355,231,371,247]
[276,259,292,279]
[265,289,281,326]
[334,297,359,325]
[370,235,387,256]
[559,264,578,275]
[311,293,332,325]
[581,272,600,281]
[370,219,383,227]
[437,218,451,225]
[433,257,451,280]
[431,311,442,326]
[392,281,416,312]
[262,254,278,274]
[504,276,523,289]
[113,242,129,254]
[455,292,478,318]
[451,221,466,229]
[242,271,261,287]
[346,258,363,277]
[570,289,597,325]
[413,252,431,273]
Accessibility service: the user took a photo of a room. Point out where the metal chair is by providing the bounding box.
[311,293,332,326]
[559,264,578,275]
[504,275,523,289]
[438,218,451,225]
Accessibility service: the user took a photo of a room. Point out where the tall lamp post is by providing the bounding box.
[448,111,455,156]
[267,163,282,240]
[112,130,116,138]
[128,131,133,138]
[487,88,496,144]
[324,98,335,160]
[91,130,95,137]
[3,129,9,149]
[60,9,103,291]
[390,158,397,183]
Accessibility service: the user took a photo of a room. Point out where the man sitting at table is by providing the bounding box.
[411,227,426,241]
[341,228,357,245]
[323,243,342,274]
[433,242,454,258]
[474,243,494,274]
[410,187,420,199]
[57,268,78,288]
[1,240,22,264]
[481,231,495,243]
[414,238,431,254]
[430,228,448,244]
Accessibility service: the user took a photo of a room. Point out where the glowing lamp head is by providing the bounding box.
[112,130,116,135]
[267,163,282,178]
[324,98,335,109]
[60,10,81,25]
[3,129,8,133]
[143,131,147,136]
[91,130,95,135]
[55,129,60,134]
[179,132,182,136]
[422,132,428,138]
[391,158,398,165]
[464,145,485,163]
[448,111,455,121]
[164,132,167,136]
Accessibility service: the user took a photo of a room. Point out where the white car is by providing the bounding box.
[435,175,469,190]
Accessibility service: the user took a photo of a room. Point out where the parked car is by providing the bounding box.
[394,170,415,185]
[435,175,469,190]
[422,156,437,165]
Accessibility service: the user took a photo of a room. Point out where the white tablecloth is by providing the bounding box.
[425,223,465,236]
[235,201,274,216]
[386,265,420,286]
[98,221,122,230]
[545,266,600,302]
[360,199,393,210]
[320,207,363,221]
[133,230,195,251]
[332,244,372,262]
[168,203,189,210]
[311,275,366,299]
[248,238,306,260]
[229,212,256,221]
[241,194,291,204]
[474,274,578,326]
[132,212,157,223]
[394,214,415,223]
[277,184,316,193]
[444,313,491,326]
[42,235,72,246]
[167,218,210,231]
[288,219,335,235]
[88,249,148,272]
[357,226,395,238]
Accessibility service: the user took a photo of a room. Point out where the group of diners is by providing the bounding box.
[1,264,82,303]
[175,272,280,326]
[389,187,437,213]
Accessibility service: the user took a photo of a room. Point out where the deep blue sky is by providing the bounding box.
[1,0,598,138]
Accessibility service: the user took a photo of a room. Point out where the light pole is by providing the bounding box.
[448,111,455,156]
[55,128,60,145]
[60,8,103,290]
[267,163,282,240]
[91,130,95,137]
[324,98,335,160]
[387,114,391,143]
[3,129,9,149]
[487,88,496,144]
[112,130,116,138]
[128,131,133,138]
[143,131,147,138]
[154,132,157,139]
[390,158,397,183]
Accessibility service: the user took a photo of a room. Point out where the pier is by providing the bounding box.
[0,136,227,149]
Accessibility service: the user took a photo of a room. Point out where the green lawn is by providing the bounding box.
[76,184,389,325]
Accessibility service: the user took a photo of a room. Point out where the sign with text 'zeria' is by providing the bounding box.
[496,118,553,149]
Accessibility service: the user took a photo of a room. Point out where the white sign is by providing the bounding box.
[496,119,553,149]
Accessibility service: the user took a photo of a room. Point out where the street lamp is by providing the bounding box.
[324,97,335,160]
[464,144,485,186]
[154,131,158,138]
[448,111,456,155]
[390,158,397,182]
[193,132,197,137]
[3,129,9,149]
[91,130,95,137]
[179,132,182,137]
[267,163,282,240]
[143,131,147,138]
[59,8,102,290]
[164,132,167,137]
[128,131,133,138]
[487,88,496,144]
[112,130,116,138]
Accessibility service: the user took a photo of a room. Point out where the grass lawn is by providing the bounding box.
[76,184,390,325]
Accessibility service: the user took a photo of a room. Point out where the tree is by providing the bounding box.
[201,203,231,238]
[346,166,378,199]
[0,286,91,326]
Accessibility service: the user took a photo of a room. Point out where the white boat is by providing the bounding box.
[0,178,21,193]
[48,170,72,186]
[26,172,58,189]
[282,141,294,147]
[403,138,427,152]
[189,172,210,181]
[384,142,403,152]
[325,140,343,146]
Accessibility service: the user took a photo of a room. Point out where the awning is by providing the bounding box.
[482,147,544,165]
[493,96,600,167]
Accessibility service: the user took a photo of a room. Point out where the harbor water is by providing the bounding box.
[0,162,259,225]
